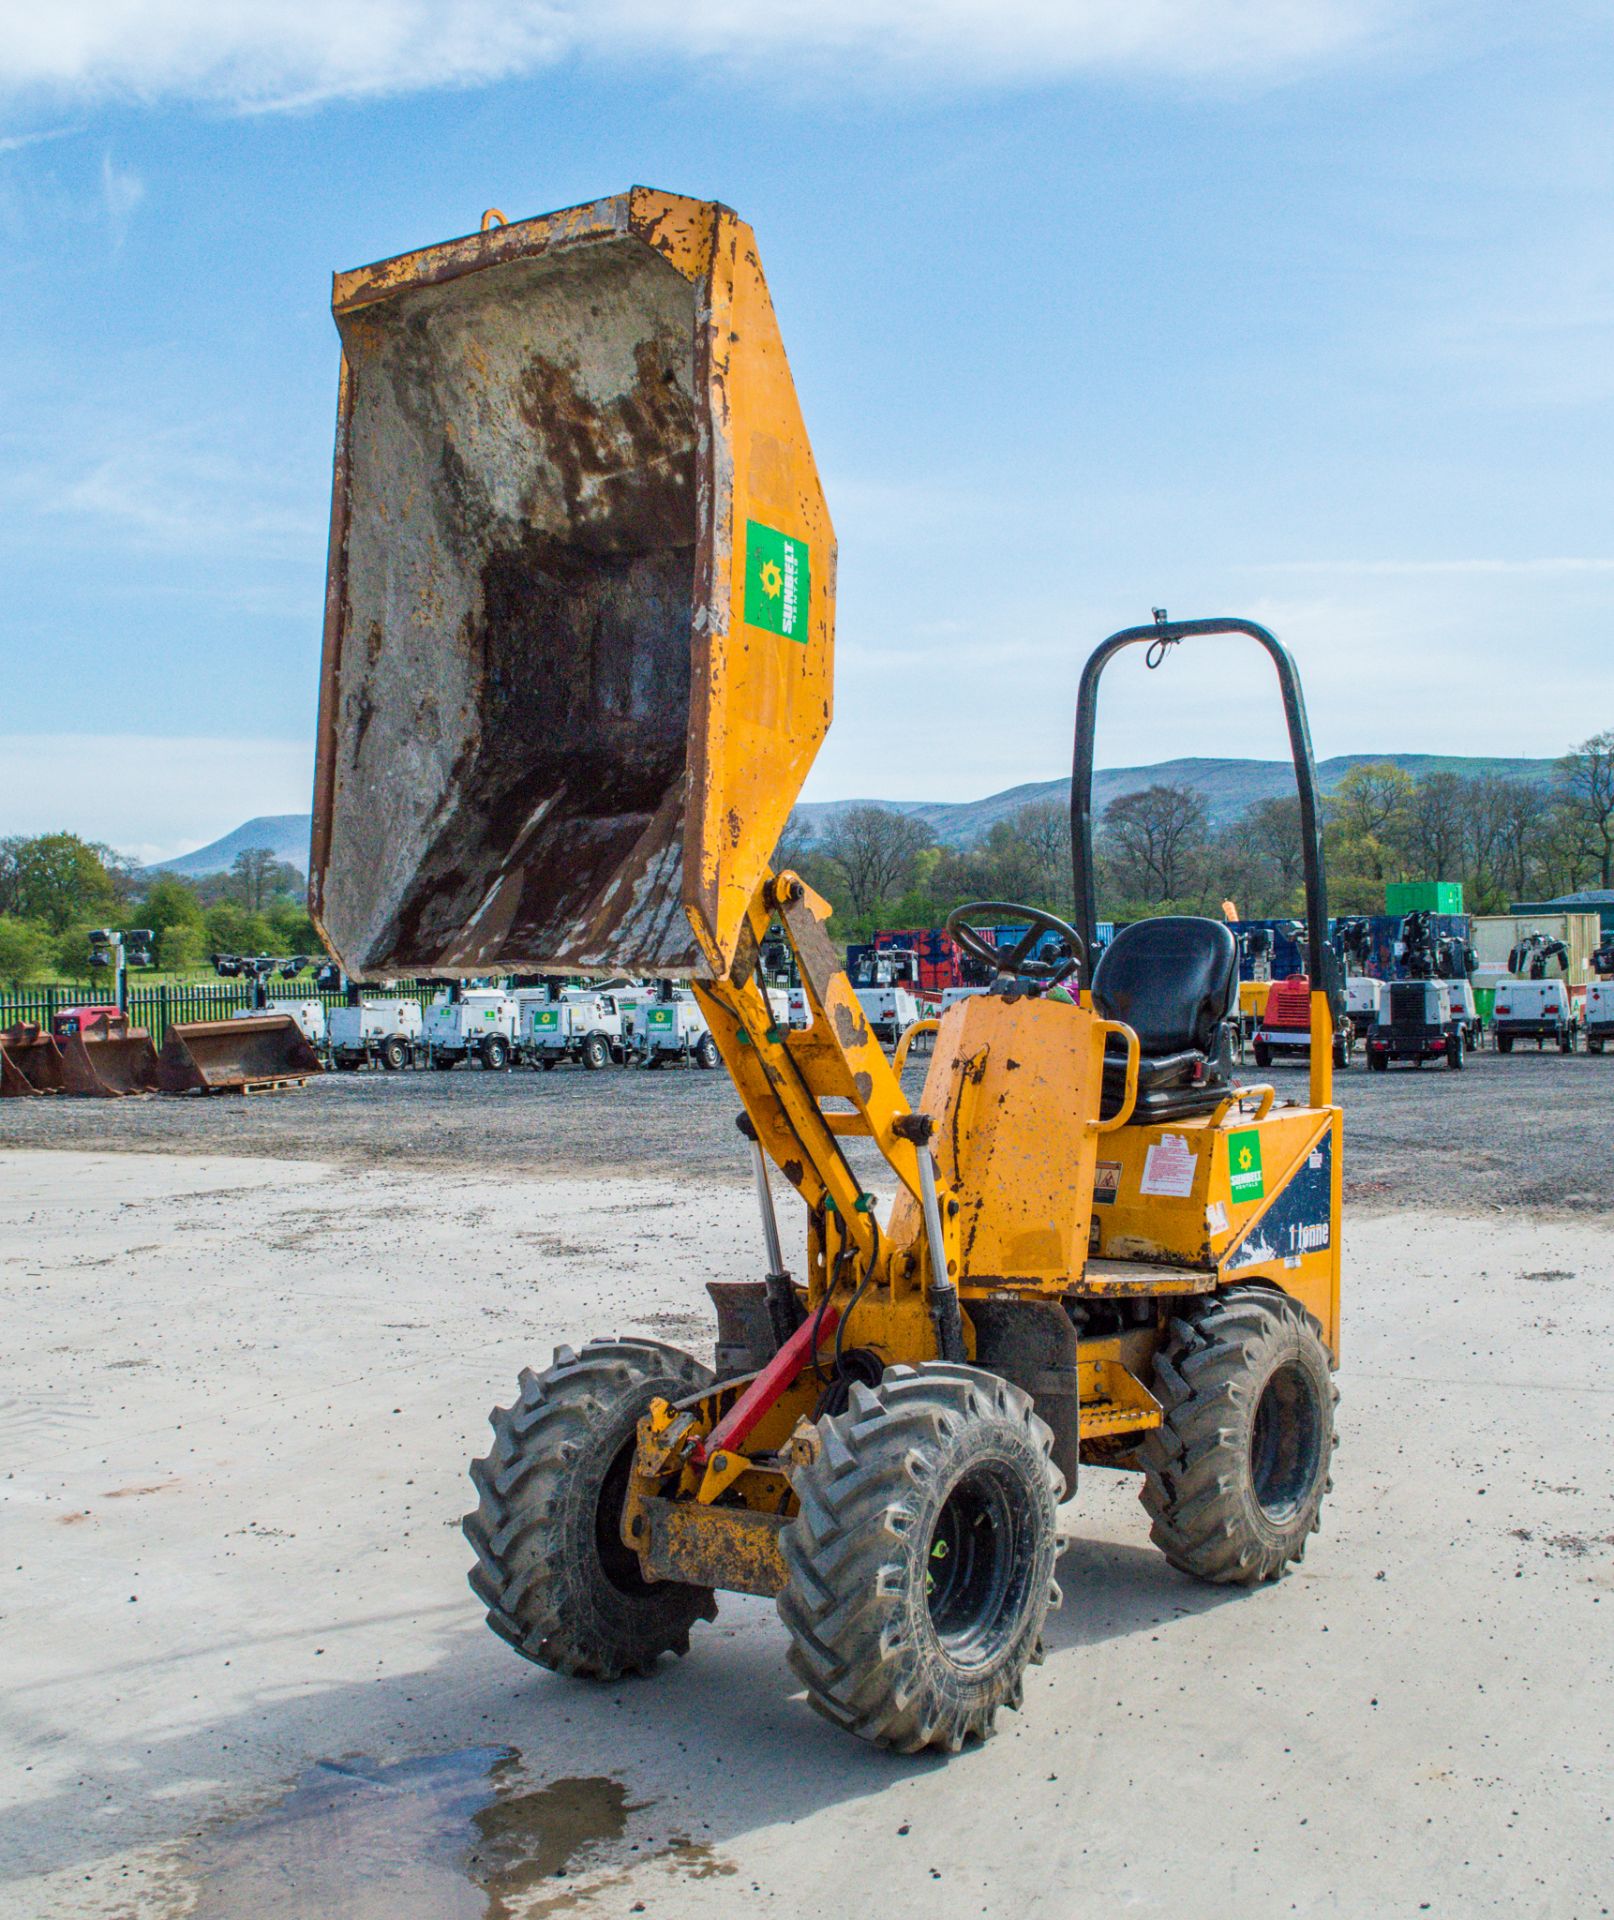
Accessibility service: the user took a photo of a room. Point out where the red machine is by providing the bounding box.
[871,928,983,1007]
[1252,975,1351,1069]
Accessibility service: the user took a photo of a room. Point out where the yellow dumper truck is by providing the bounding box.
[312,189,1343,1754]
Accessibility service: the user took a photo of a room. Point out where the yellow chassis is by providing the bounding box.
[622,869,1342,1598]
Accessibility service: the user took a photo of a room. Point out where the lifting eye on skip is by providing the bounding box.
[310,188,1345,1758]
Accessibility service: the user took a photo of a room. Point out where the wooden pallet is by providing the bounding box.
[238,1076,309,1098]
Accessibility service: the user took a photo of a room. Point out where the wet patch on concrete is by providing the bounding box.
[186,1747,642,1918]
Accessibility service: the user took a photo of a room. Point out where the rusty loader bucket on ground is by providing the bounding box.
[313,190,1342,1758]
[156,1015,322,1094]
[58,1015,160,1097]
[1,1023,68,1096]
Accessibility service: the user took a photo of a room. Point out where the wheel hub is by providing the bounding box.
[926,1464,1030,1670]
[1249,1360,1323,1523]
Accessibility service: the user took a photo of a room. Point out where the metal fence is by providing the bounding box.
[0,980,442,1046]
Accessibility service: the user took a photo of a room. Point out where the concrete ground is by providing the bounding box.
[2,1148,1611,1918]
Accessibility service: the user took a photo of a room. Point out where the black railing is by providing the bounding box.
[0,980,442,1045]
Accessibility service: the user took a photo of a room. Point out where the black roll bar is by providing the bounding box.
[1070,615,1333,1001]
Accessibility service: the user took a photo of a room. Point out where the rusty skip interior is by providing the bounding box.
[322,232,705,976]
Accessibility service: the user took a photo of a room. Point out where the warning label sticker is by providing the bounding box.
[1093,1160,1121,1205]
[1140,1134,1196,1199]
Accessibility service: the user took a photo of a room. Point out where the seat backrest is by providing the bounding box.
[1092,916,1238,1056]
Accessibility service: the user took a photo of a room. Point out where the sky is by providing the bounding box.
[0,2,1611,862]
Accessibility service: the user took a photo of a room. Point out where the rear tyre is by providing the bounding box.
[1139,1287,1336,1585]
[1368,1051,1388,1073]
[1252,1039,1271,1069]
[336,1054,362,1072]
[778,1363,1062,1754]
[432,1053,458,1070]
[582,1033,611,1071]
[1559,1028,1576,1054]
[1591,1039,1605,1055]
[380,1034,410,1072]
[1496,1034,1513,1054]
[1447,1032,1464,1070]
[482,1037,511,1071]
[464,1339,717,1679]
[694,1033,719,1070]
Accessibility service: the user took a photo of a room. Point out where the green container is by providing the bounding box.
[1385,881,1464,915]
[1473,987,1495,1026]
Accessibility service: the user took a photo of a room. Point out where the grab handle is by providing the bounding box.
[1094,1019,1140,1133]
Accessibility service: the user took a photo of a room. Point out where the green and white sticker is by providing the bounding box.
[743,519,810,642]
[647,1007,675,1030]
[1228,1128,1265,1203]
[533,1008,559,1030]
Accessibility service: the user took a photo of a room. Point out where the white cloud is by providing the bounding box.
[0,1,1419,111]
[0,734,313,864]
[98,148,142,243]
[2,415,322,556]
[1250,557,1614,576]
[0,124,77,151]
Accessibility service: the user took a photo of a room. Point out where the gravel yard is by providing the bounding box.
[1,1041,1609,1216]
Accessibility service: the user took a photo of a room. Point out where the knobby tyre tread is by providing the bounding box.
[464,1338,717,1681]
[1138,1286,1337,1586]
[777,1362,1062,1755]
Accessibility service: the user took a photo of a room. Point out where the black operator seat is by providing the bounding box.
[1091,916,1240,1123]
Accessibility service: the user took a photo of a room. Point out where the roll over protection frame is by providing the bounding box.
[1069,613,1336,1015]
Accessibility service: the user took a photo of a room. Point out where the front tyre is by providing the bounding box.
[778,1364,1062,1754]
[1140,1287,1336,1585]
[464,1339,718,1679]
[694,1033,719,1070]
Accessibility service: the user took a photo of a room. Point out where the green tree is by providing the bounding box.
[50,924,98,980]
[1558,730,1614,888]
[818,806,930,927]
[142,875,205,934]
[204,904,273,953]
[266,900,319,956]
[157,924,207,973]
[0,833,119,933]
[1326,763,1415,886]
[0,915,48,987]
[229,846,281,911]
[1100,784,1209,904]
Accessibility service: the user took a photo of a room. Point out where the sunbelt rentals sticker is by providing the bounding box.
[648,1007,674,1030]
[744,520,810,642]
[1228,1128,1265,1203]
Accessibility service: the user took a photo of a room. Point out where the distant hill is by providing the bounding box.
[151,753,1558,876]
[790,753,1560,844]
[150,814,311,879]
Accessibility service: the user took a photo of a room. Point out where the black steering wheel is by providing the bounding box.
[944,902,1084,989]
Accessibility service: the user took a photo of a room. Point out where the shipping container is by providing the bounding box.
[1385,881,1464,916]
